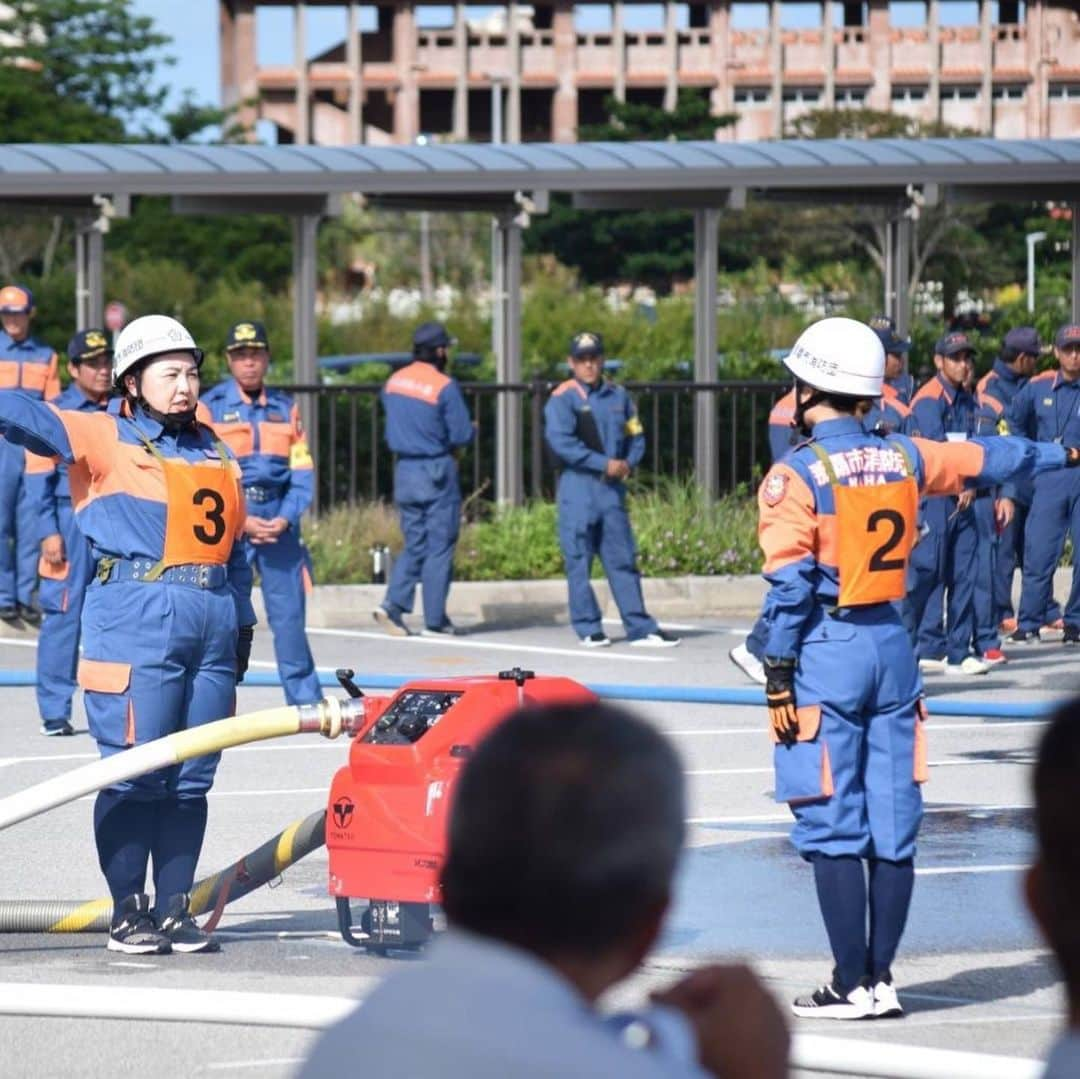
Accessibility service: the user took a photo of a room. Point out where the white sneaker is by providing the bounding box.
[792,980,875,1020]
[629,630,681,648]
[944,656,990,676]
[873,977,903,1019]
[579,632,612,648]
[730,642,767,685]
[917,656,947,673]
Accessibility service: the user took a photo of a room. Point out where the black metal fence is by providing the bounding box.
[282,379,789,510]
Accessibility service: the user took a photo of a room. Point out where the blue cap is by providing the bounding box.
[225,320,269,351]
[67,328,111,364]
[867,314,895,332]
[412,321,453,351]
[1056,324,1080,349]
[872,326,910,354]
[935,332,976,358]
[569,331,604,358]
[1003,326,1042,355]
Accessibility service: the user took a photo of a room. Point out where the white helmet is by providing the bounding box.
[112,314,204,385]
[783,317,884,398]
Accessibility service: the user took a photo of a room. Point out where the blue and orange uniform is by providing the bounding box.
[863,384,911,436]
[977,351,1059,629]
[380,325,474,632]
[0,386,254,909]
[202,364,320,705]
[544,362,661,642]
[26,382,108,729]
[905,365,980,665]
[0,284,60,616]
[758,416,1066,992]
[1005,341,1080,638]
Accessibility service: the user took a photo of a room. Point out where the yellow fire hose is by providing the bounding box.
[0,810,328,933]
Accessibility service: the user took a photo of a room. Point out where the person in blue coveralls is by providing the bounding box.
[201,320,321,705]
[373,321,475,637]
[27,329,112,736]
[869,315,915,404]
[755,316,1075,1020]
[544,332,679,649]
[0,314,254,956]
[0,283,61,626]
[975,326,1060,634]
[1004,323,1080,645]
[904,332,990,675]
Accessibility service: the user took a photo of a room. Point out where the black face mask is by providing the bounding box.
[136,399,197,433]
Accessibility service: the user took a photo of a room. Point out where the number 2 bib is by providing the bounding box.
[809,442,918,607]
[135,430,240,574]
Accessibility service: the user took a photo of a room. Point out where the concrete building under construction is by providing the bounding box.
[219,1,1080,145]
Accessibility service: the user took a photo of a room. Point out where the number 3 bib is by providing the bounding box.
[135,430,240,573]
[809,442,918,607]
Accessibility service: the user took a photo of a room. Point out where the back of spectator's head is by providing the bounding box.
[1028,698,1080,994]
[440,700,685,961]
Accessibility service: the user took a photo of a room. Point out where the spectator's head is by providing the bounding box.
[413,321,453,370]
[1001,327,1041,378]
[1027,697,1080,1018]
[440,700,685,999]
[66,328,113,402]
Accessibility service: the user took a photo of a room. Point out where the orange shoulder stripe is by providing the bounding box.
[385,362,451,403]
[758,464,817,574]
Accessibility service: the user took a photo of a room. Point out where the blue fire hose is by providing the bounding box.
[0,669,1057,720]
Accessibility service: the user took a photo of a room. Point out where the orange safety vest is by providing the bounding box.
[808,441,919,608]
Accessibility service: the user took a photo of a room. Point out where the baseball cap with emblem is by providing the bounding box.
[0,284,33,314]
[935,332,975,358]
[67,328,112,364]
[1004,326,1042,355]
[225,320,269,352]
[1055,324,1080,349]
[570,332,604,359]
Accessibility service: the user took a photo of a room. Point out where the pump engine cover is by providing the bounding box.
[326,674,595,902]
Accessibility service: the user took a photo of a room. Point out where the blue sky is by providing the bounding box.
[134,1,993,124]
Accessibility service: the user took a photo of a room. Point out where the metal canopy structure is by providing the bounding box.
[1,137,1079,502]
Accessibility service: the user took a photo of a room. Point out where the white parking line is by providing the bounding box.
[685,759,1020,776]
[307,626,674,662]
[204,1060,305,1072]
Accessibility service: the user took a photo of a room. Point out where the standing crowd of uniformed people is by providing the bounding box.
[757,314,1080,680]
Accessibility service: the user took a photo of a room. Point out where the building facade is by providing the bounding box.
[219,1,1080,145]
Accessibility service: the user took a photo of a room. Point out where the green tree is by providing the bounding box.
[581,90,735,142]
[0,0,172,133]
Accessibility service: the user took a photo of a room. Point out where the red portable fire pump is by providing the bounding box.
[326,668,596,953]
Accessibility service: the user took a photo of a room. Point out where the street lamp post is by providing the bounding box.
[488,72,507,145]
[1027,230,1047,314]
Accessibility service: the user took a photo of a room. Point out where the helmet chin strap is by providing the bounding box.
[791,380,827,438]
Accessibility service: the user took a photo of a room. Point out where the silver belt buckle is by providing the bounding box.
[197,565,210,588]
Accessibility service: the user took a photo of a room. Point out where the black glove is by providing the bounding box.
[236,625,254,684]
[764,657,799,746]
[1066,447,1080,468]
